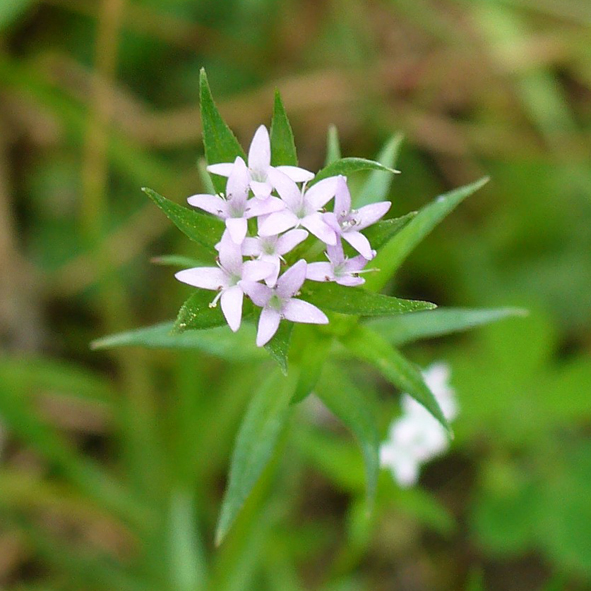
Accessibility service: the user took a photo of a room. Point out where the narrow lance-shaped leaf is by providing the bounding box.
[312,157,400,185]
[270,90,298,167]
[173,291,242,333]
[315,364,380,511]
[363,211,417,251]
[325,125,341,166]
[199,68,246,192]
[365,307,527,346]
[264,321,293,375]
[216,370,296,544]
[143,187,223,252]
[302,282,436,317]
[151,254,206,268]
[365,177,489,292]
[291,327,333,404]
[356,133,404,207]
[91,322,264,362]
[340,325,451,434]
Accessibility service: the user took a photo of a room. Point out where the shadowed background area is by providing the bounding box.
[1,0,590,590]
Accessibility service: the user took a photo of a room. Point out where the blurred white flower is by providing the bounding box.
[380,362,458,487]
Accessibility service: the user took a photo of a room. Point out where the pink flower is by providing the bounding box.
[306,243,369,287]
[207,126,314,199]
[323,176,391,259]
[175,233,274,332]
[258,172,339,245]
[240,260,328,347]
[187,157,283,244]
[243,228,308,287]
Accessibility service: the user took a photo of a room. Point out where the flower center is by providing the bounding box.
[268,293,283,312]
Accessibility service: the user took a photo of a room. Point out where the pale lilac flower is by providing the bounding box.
[402,363,458,422]
[380,362,457,487]
[175,233,274,332]
[207,126,314,199]
[323,175,391,260]
[306,243,369,287]
[259,172,338,245]
[243,228,308,287]
[188,157,283,244]
[240,260,328,347]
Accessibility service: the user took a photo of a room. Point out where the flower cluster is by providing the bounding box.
[175,125,391,346]
[380,363,458,487]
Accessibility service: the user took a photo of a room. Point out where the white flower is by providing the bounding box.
[240,260,328,347]
[380,362,458,488]
[175,232,274,332]
[187,156,283,244]
[207,126,314,199]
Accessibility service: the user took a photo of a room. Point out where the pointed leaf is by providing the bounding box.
[291,328,332,404]
[216,370,296,544]
[340,325,450,433]
[325,125,341,166]
[356,133,404,207]
[302,282,436,316]
[363,211,417,251]
[366,307,527,346]
[199,69,245,193]
[315,364,380,510]
[173,291,227,333]
[91,322,264,362]
[264,321,293,375]
[312,157,400,184]
[143,187,223,252]
[365,177,489,291]
[270,91,298,167]
[151,254,206,268]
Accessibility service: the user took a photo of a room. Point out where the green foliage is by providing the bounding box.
[216,370,295,544]
[143,187,223,252]
[312,157,399,184]
[199,69,246,193]
[270,91,298,167]
[316,365,380,510]
[340,326,449,432]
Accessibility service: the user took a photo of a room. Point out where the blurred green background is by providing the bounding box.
[1,0,591,589]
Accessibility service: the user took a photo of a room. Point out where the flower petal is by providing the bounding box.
[242,259,275,282]
[248,125,271,175]
[242,237,261,257]
[283,299,328,324]
[267,168,302,210]
[301,214,337,245]
[355,201,391,229]
[217,231,243,273]
[306,262,334,282]
[226,157,250,208]
[275,165,314,182]
[276,259,307,299]
[344,254,369,273]
[256,307,281,347]
[250,180,273,199]
[175,267,226,290]
[305,176,339,210]
[225,217,248,245]
[322,211,341,233]
[259,210,298,237]
[336,275,364,287]
[220,285,243,332]
[342,231,374,259]
[246,195,285,218]
[240,280,272,307]
[276,228,308,255]
[187,193,227,217]
[207,163,235,177]
[333,175,351,216]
